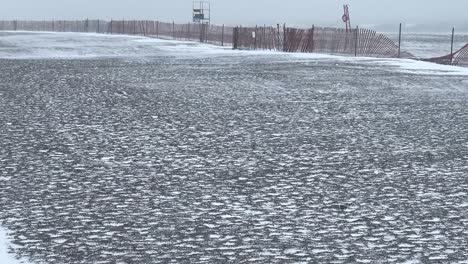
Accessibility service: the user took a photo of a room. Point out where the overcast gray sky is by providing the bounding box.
[1,0,467,27]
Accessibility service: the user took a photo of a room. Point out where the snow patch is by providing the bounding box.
[0,226,29,264]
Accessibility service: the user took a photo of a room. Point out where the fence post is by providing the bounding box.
[200,23,203,43]
[283,23,287,52]
[122,19,125,34]
[450,27,455,65]
[97,19,100,33]
[221,24,224,46]
[156,21,159,37]
[276,24,280,51]
[263,24,266,50]
[232,27,237,49]
[311,25,315,53]
[172,21,175,39]
[354,26,359,56]
[398,23,402,58]
[254,25,258,50]
[52,20,55,31]
[110,19,113,34]
[144,20,147,36]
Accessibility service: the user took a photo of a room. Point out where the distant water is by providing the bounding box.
[387,32,468,58]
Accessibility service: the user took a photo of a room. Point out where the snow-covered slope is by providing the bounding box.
[1,31,467,76]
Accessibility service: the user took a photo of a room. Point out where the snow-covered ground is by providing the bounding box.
[1,31,468,75]
[0,226,26,264]
[1,31,468,263]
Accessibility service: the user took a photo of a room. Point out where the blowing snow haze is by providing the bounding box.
[1,0,467,31]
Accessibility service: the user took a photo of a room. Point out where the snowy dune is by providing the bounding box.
[0,31,467,76]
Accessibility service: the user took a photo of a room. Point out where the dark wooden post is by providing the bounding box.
[172,21,175,39]
[233,27,238,50]
[199,23,203,43]
[276,24,280,51]
[450,27,455,65]
[156,21,159,37]
[204,23,208,43]
[188,23,191,40]
[122,19,125,34]
[110,20,113,34]
[221,24,224,46]
[398,23,402,58]
[283,23,287,52]
[254,25,258,50]
[354,26,359,56]
[311,25,315,53]
[97,19,100,33]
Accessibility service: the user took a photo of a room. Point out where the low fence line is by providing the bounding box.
[0,20,232,46]
[421,43,468,67]
[233,25,415,58]
[1,20,467,67]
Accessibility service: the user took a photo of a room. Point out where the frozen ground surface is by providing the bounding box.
[1,31,468,263]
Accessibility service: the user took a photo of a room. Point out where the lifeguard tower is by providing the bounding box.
[193,1,211,24]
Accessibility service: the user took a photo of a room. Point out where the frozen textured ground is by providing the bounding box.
[1,32,468,263]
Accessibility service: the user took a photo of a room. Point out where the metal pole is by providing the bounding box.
[450,27,455,65]
[398,23,402,58]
